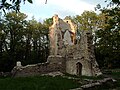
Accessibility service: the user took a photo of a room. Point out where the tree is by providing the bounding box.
[109,0,120,6]
[0,11,51,72]
[24,17,49,64]
[0,0,33,12]
[74,11,100,43]
[0,0,49,12]
[75,11,98,31]
[95,7,120,68]
[94,0,120,69]
[0,11,28,71]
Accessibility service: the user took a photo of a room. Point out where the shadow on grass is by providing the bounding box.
[0,75,80,90]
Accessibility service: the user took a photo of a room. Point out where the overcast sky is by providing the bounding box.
[20,0,106,21]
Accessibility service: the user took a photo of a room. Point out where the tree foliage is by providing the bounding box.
[75,11,98,31]
[0,11,50,72]
[0,0,33,12]
[94,0,120,69]
[95,7,120,68]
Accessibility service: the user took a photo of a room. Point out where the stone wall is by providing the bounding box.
[63,30,102,76]
[12,56,65,77]
[49,14,77,55]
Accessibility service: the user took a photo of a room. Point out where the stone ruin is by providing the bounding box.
[48,14,102,76]
[11,14,102,77]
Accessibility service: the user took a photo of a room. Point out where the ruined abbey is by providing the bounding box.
[12,14,102,77]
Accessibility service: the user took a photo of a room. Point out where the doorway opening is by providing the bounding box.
[76,62,82,76]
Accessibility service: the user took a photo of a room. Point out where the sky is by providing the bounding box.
[20,0,107,21]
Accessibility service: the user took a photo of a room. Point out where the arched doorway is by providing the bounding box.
[76,62,82,76]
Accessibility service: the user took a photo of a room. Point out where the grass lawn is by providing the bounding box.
[1,70,120,90]
[109,71,120,90]
[0,75,80,90]
[101,69,120,90]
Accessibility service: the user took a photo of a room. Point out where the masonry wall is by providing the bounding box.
[12,56,66,77]
[66,58,93,76]
[65,30,102,76]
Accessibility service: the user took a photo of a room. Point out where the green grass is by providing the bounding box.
[110,71,120,90]
[0,76,80,90]
[65,73,104,80]
[101,70,120,90]
[1,70,120,90]
[109,72,120,78]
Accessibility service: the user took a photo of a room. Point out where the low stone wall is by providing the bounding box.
[11,55,66,77]
[12,62,48,77]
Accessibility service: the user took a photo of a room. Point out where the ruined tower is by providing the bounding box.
[48,14,102,76]
[49,14,77,55]
[11,14,102,77]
